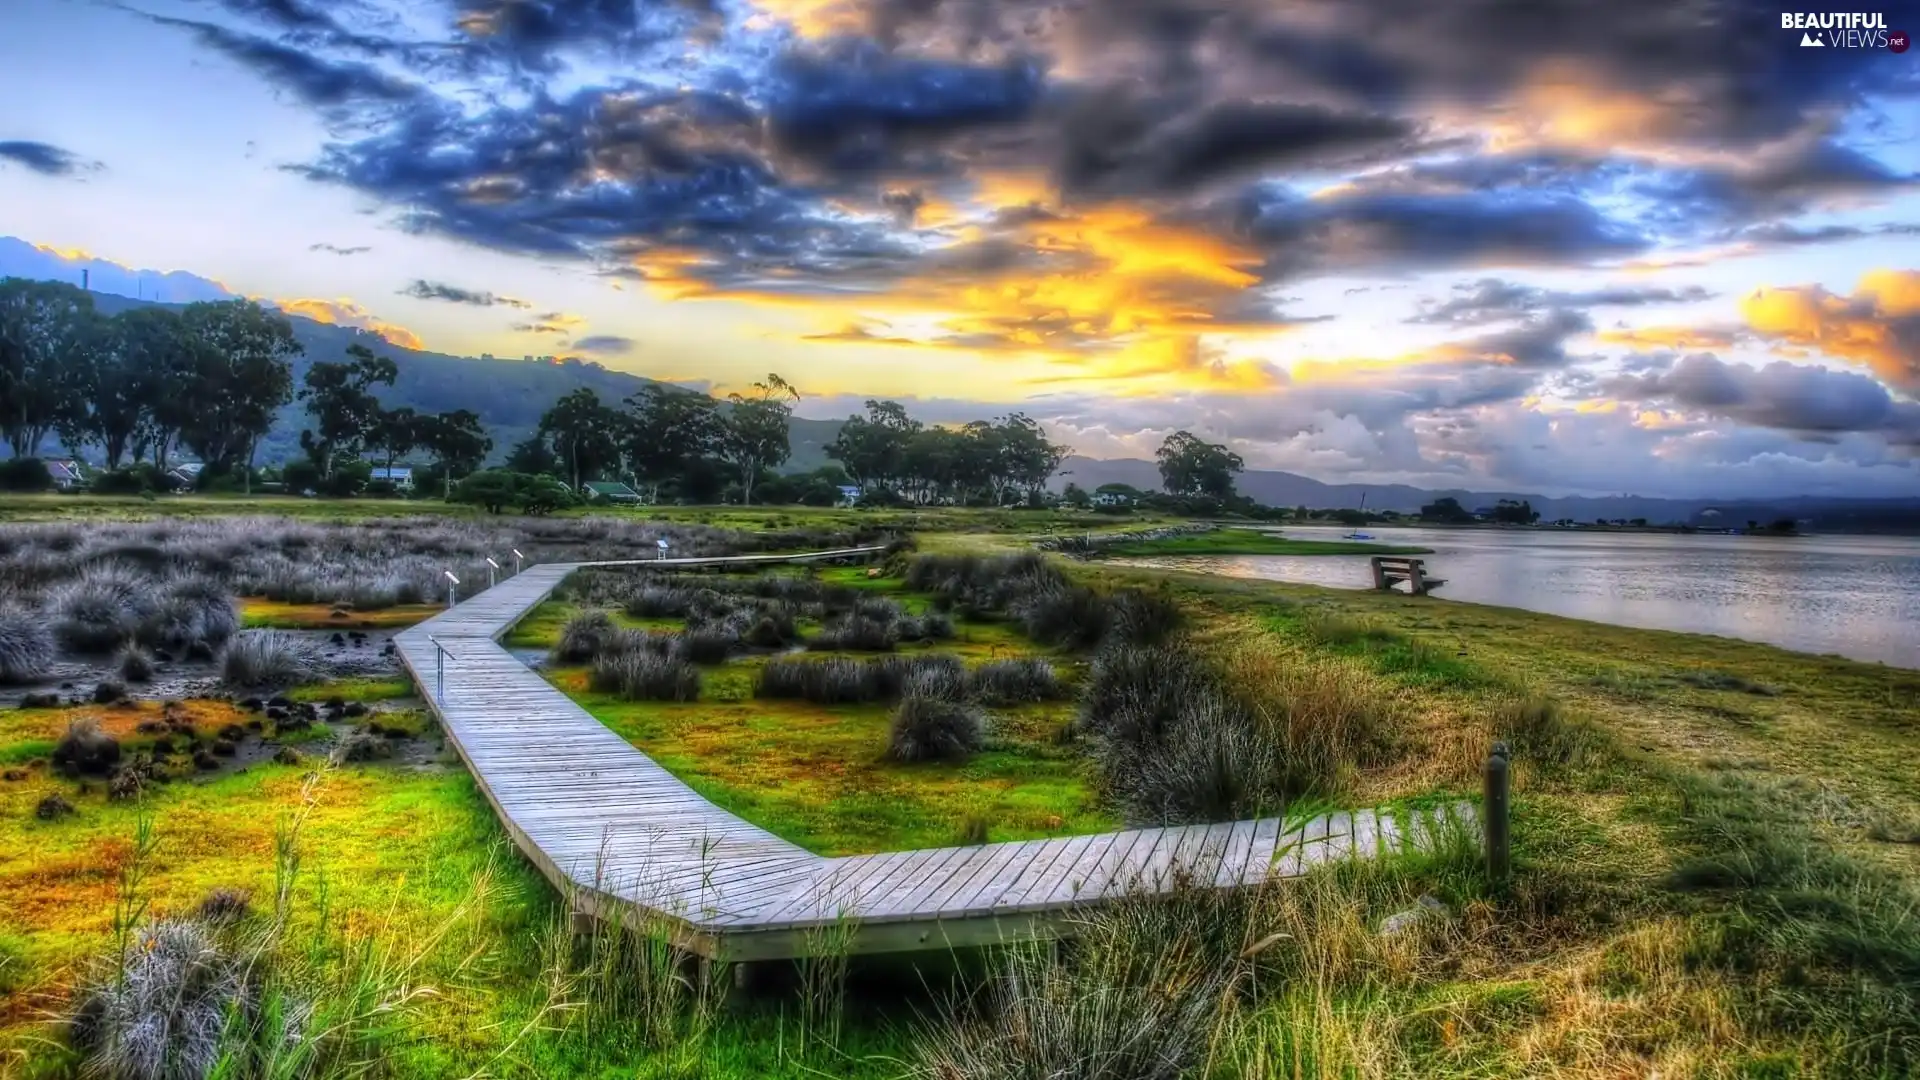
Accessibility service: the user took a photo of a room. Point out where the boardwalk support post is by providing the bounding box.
[1484,741,1511,884]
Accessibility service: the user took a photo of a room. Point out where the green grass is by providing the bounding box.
[286,676,418,703]
[549,642,1111,854]
[503,600,683,649]
[1097,527,1432,557]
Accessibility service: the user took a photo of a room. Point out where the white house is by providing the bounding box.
[166,462,204,489]
[369,466,415,491]
[836,485,861,507]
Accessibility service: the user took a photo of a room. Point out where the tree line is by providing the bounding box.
[0,278,491,495]
[3,274,1260,511]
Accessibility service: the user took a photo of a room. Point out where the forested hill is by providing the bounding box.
[83,293,844,469]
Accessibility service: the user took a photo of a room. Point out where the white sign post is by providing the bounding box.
[443,569,460,608]
[512,548,525,575]
[486,557,500,588]
[656,538,670,561]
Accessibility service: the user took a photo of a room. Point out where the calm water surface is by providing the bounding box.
[1119,526,1920,669]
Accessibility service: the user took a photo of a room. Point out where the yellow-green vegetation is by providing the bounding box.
[286,676,418,704]
[1098,526,1433,557]
[503,600,684,648]
[240,598,443,629]
[553,660,1114,854]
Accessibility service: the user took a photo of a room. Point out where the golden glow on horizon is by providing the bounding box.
[277,297,426,351]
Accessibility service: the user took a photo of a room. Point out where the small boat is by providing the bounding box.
[1343,532,1376,541]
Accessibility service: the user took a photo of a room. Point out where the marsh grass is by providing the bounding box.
[221,630,319,689]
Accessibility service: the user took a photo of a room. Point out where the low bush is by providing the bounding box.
[744,609,797,648]
[0,606,55,684]
[1105,587,1183,649]
[626,585,695,619]
[969,658,1065,705]
[675,628,737,665]
[1014,584,1111,649]
[553,609,617,664]
[117,645,156,683]
[591,650,702,702]
[36,792,76,820]
[809,614,900,652]
[1497,695,1606,771]
[221,630,318,689]
[52,563,159,654]
[0,457,53,492]
[757,656,878,705]
[330,730,392,764]
[887,693,987,763]
[897,611,955,642]
[53,717,122,776]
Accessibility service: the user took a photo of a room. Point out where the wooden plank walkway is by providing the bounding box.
[395,549,1476,960]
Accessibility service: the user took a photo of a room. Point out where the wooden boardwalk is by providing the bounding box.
[395,549,1473,960]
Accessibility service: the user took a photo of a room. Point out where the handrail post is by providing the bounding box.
[1484,741,1511,884]
[429,635,447,705]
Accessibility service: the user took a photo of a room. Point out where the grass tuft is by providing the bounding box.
[0,605,55,684]
[591,650,702,702]
[221,630,319,689]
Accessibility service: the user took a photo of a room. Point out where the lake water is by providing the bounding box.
[1118,525,1920,669]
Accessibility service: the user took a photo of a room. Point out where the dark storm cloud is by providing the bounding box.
[399,278,531,307]
[1607,353,1920,444]
[764,40,1044,178]
[1444,308,1595,369]
[144,14,421,107]
[1411,279,1713,325]
[1216,189,1649,282]
[0,141,95,177]
[1053,100,1415,198]
[570,334,635,354]
[1643,140,1918,225]
[310,242,372,254]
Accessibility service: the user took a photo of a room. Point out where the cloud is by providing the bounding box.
[399,279,530,307]
[309,242,371,255]
[1741,271,1920,392]
[1605,353,1920,445]
[0,140,98,177]
[275,297,425,349]
[512,311,587,334]
[570,334,635,354]
[1410,279,1713,326]
[143,14,422,108]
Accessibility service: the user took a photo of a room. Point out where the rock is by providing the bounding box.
[244,719,264,732]
[35,793,75,820]
[218,723,249,742]
[239,697,263,712]
[19,693,59,709]
[211,738,238,757]
[1379,894,1449,938]
[193,749,219,771]
[272,747,302,766]
[330,632,346,646]
[267,695,292,709]
[107,768,144,802]
[342,702,368,718]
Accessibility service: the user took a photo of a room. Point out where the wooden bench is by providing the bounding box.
[1371,556,1444,595]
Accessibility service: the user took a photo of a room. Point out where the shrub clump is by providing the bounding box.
[552,609,617,664]
[117,645,156,683]
[51,564,160,654]
[67,918,297,1080]
[329,729,392,765]
[809,614,900,652]
[0,607,55,684]
[53,718,122,777]
[969,658,1065,706]
[221,630,318,689]
[887,692,987,764]
[36,792,76,820]
[590,651,702,702]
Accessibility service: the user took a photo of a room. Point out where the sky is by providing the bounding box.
[1,0,1918,499]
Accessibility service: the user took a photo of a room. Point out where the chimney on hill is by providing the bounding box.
[81,268,89,291]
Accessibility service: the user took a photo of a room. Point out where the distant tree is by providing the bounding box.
[623,384,720,502]
[175,300,300,491]
[719,374,798,505]
[1766,518,1799,535]
[1491,498,1539,525]
[996,413,1068,502]
[1156,431,1244,498]
[453,469,520,514]
[1629,517,1648,527]
[517,474,575,515]
[298,343,397,480]
[419,410,491,498]
[86,307,197,470]
[1062,482,1090,509]
[1422,497,1474,523]
[827,399,921,494]
[0,278,95,457]
[373,406,419,480]
[539,388,620,491]
[505,434,560,477]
